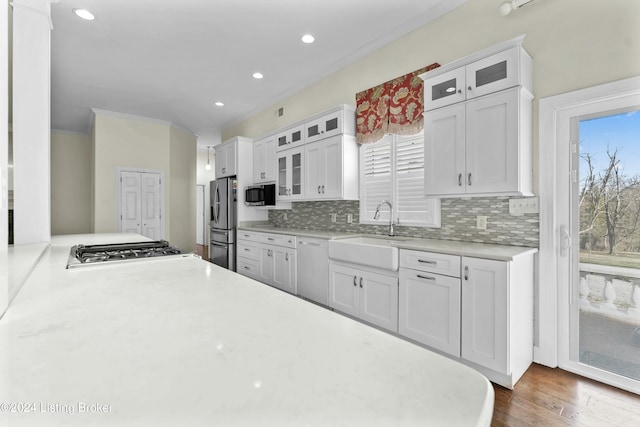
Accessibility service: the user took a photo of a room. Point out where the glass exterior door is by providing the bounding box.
[570,109,640,389]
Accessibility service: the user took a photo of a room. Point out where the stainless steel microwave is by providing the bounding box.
[245,184,276,206]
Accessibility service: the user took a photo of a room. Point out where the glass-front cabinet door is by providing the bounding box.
[465,46,520,100]
[423,67,466,111]
[277,148,304,201]
[276,125,305,151]
[305,111,343,144]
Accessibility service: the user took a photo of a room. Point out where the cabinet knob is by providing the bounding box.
[457,89,462,94]
[468,86,472,91]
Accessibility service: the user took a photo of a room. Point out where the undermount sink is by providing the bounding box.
[328,236,404,271]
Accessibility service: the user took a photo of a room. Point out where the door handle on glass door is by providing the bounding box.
[560,225,572,257]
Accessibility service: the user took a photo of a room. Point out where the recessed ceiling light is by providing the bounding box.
[73,8,95,21]
[214,101,224,107]
[252,72,264,80]
[301,34,315,44]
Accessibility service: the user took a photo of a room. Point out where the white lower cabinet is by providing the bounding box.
[461,257,508,374]
[399,267,461,357]
[237,231,297,294]
[398,249,534,389]
[329,262,398,333]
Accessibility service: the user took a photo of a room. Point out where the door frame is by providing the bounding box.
[196,184,206,246]
[116,167,165,239]
[538,77,640,388]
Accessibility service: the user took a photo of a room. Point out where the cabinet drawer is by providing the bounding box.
[400,250,461,278]
[261,233,296,248]
[237,231,262,242]
[237,257,259,279]
[238,242,260,261]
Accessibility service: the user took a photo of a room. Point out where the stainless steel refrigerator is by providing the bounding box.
[210,177,237,271]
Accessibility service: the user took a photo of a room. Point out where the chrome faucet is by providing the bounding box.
[373,200,397,236]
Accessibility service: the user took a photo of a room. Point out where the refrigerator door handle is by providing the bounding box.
[213,187,221,223]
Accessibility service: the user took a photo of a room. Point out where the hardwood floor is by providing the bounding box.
[492,363,640,426]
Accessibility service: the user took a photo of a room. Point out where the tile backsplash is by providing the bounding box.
[268,197,539,248]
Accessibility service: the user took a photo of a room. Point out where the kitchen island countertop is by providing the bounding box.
[0,233,494,426]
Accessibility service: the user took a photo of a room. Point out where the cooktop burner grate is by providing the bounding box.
[67,240,193,269]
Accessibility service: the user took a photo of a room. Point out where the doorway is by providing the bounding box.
[540,77,640,394]
[118,170,164,240]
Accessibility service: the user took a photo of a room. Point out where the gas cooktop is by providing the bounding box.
[66,240,195,269]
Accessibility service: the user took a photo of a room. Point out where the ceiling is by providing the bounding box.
[50,0,468,147]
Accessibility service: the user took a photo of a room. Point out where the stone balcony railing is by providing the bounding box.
[579,263,640,323]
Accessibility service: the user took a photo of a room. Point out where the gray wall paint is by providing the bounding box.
[269,197,539,248]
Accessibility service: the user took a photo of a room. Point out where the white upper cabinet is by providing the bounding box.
[253,136,276,183]
[423,42,532,111]
[277,147,304,201]
[275,124,305,151]
[305,106,356,144]
[421,36,533,198]
[214,140,237,178]
[304,134,359,201]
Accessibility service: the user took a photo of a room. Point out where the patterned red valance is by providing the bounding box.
[356,63,440,144]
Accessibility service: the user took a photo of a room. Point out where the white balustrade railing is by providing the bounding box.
[579,263,640,323]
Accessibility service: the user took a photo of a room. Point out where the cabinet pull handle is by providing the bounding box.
[417,274,436,281]
[458,173,462,186]
[286,253,289,261]
[353,276,357,287]
[464,266,469,281]
[318,186,321,194]
[322,185,325,193]
[359,277,363,288]
[244,248,250,251]
[418,259,437,265]
[244,266,250,270]
[267,237,275,241]
[468,173,472,186]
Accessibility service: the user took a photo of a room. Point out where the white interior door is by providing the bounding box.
[120,170,163,240]
[140,173,161,239]
[196,185,205,245]
[121,171,142,234]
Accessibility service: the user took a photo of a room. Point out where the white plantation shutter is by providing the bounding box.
[359,132,440,227]
[396,133,440,225]
[360,136,392,222]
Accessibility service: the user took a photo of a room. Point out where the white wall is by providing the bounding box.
[50,131,92,235]
[169,126,197,252]
[92,110,171,234]
[1,0,9,317]
[12,0,51,244]
[222,0,640,196]
[90,110,198,250]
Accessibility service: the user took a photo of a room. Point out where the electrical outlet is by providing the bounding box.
[346,214,353,224]
[509,197,539,216]
[283,212,288,221]
[476,215,487,230]
[331,213,337,223]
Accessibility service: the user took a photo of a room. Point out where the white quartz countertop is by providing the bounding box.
[239,224,356,240]
[0,233,494,426]
[240,225,537,261]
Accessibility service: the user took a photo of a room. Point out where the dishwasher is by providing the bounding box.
[297,237,329,306]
